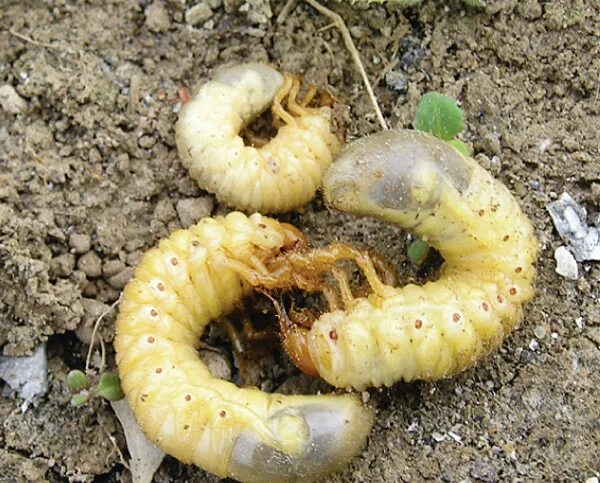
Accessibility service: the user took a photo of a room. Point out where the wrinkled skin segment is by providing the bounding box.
[176,63,341,214]
[115,212,373,482]
[311,129,537,390]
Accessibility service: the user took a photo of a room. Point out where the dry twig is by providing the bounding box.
[85,294,122,374]
[303,0,388,130]
[9,29,66,51]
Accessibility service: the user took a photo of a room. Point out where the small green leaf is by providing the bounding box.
[407,238,431,266]
[70,392,89,406]
[67,370,90,392]
[446,139,473,157]
[414,92,464,140]
[96,372,124,401]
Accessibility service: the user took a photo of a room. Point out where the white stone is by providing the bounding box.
[554,246,578,280]
[0,85,27,113]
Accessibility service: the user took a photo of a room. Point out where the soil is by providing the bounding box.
[0,0,598,482]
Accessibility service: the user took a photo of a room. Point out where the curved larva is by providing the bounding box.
[176,63,341,213]
[114,212,373,482]
[314,129,538,390]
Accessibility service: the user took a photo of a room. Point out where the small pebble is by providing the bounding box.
[145,0,171,33]
[103,259,126,278]
[50,253,75,278]
[186,3,213,25]
[69,232,91,254]
[76,298,110,344]
[528,339,540,351]
[198,350,231,380]
[82,282,98,298]
[385,70,408,93]
[0,344,48,403]
[533,326,546,340]
[0,84,28,114]
[176,197,214,228]
[138,135,156,149]
[554,246,578,280]
[77,251,103,278]
[108,267,135,290]
[126,250,144,267]
[538,139,552,153]
[432,432,447,442]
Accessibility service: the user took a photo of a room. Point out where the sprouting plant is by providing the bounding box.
[413,91,472,155]
[66,369,123,406]
[66,296,123,406]
[408,92,472,266]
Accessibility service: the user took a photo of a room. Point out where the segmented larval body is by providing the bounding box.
[114,212,372,483]
[176,63,341,213]
[316,129,537,390]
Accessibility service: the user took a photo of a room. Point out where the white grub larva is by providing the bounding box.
[114,212,373,482]
[238,129,537,391]
[176,63,341,213]
[312,129,538,390]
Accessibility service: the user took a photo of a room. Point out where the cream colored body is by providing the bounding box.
[318,129,537,390]
[115,212,373,482]
[176,63,340,213]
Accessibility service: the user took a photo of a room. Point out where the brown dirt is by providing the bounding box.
[0,0,598,482]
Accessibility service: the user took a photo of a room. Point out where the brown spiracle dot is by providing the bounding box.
[497,295,504,303]
[482,302,489,312]
[157,282,165,291]
[150,309,158,317]
[503,235,510,242]
[147,336,155,343]
[329,329,338,340]
[155,368,162,374]
[184,424,190,430]
[185,394,191,402]
[258,223,267,229]
[191,240,199,246]
[453,313,461,322]
[478,209,485,216]
[170,257,179,266]
[219,410,227,418]
[414,319,423,329]
[509,287,517,296]
[515,266,523,273]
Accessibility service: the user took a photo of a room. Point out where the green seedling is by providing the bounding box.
[414,92,464,140]
[66,369,123,406]
[70,392,90,406]
[407,238,431,266]
[410,92,472,265]
[66,369,90,392]
[96,372,124,401]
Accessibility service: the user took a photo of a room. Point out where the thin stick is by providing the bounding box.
[304,0,388,130]
[103,427,131,470]
[277,0,298,24]
[9,29,64,50]
[85,294,122,374]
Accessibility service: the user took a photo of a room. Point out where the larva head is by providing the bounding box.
[227,394,374,482]
[243,214,306,254]
[323,129,473,228]
[213,62,285,121]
